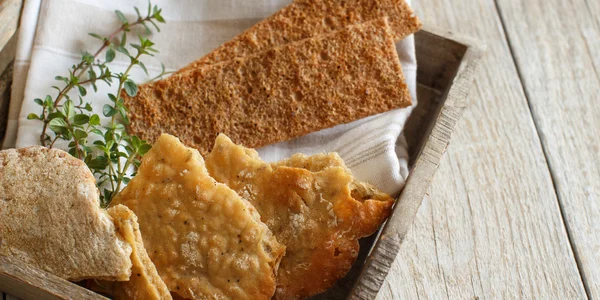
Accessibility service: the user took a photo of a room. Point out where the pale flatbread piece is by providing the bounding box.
[0,147,132,281]
[107,205,172,300]
[111,134,285,299]
[205,134,394,299]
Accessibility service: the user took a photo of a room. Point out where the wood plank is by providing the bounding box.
[0,4,18,293]
[350,28,483,299]
[0,32,16,76]
[377,0,587,299]
[0,257,106,300]
[495,0,600,297]
[0,62,12,142]
[0,0,22,52]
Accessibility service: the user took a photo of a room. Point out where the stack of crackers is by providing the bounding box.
[111,133,397,299]
[125,0,421,156]
[0,1,421,299]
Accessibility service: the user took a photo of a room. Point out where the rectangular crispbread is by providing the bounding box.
[178,0,421,72]
[125,18,411,155]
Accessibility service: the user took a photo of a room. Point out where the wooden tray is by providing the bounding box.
[0,25,483,299]
[348,26,483,300]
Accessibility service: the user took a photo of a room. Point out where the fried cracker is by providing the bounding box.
[107,205,172,300]
[125,19,411,155]
[111,134,285,299]
[0,147,132,281]
[274,152,347,172]
[205,134,394,299]
[178,0,421,72]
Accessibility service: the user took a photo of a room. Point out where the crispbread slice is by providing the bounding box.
[205,134,394,299]
[111,134,285,300]
[178,0,421,72]
[107,205,172,300]
[0,147,132,281]
[126,18,411,155]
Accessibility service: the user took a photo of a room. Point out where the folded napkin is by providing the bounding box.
[4,0,417,196]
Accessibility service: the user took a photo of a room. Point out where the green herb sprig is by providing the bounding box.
[27,2,168,207]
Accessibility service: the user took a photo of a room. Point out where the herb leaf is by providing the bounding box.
[115,10,128,24]
[106,48,116,63]
[124,80,138,97]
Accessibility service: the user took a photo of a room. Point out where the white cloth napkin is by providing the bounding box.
[4,0,417,196]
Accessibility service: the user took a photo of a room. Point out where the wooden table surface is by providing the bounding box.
[377,0,600,299]
[1,0,599,299]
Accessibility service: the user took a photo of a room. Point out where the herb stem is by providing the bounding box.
[106,51,143,197]
[49,135,60,148]
[77,73,112,86]
[113,54,141,124]
[65,119,82,158]
[107,154,117,192]
[114,151,137,200]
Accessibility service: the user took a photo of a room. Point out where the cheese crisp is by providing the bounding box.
[0,147,132,281]
[111,134,285,299]
[107,205,172,300]
[205,134,394,299]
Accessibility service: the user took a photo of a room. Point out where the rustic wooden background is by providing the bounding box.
[1,0,599,299]
[376,0,600,299]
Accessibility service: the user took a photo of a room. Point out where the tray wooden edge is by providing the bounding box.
[349,27,485,300]
[0,256,107,300]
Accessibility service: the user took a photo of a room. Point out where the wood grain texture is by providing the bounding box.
[0,257,106,300]
[0,0,22,53]
[0,63,12,141]
[377,0,588,299]
[0,7,17,297]
[0,6,16,293]
[495,0,600,297]
[0,32,16,77]
[350,28,483,300]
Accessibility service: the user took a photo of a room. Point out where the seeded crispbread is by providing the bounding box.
[206,134,394,299]
[178,0,421,72]
[0,146,132,281]
[107,205,172,300]
[125,18,411,155]
[111,134,285,299]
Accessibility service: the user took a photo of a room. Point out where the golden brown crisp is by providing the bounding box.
[107,205,172,300]
[0,146,132,281]
[205,134,394,299]
[125,19,411,156]
[178,0,421,72]
[111,134,285,300]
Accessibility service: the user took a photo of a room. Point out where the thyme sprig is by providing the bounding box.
[27,2,167,207]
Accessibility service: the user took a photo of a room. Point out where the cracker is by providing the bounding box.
[178,0,421,72]
[205,134,394,299]
[126,18,411,155]
[0,147,132,281]
[111,134,285,299]
[107,205,172,300]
